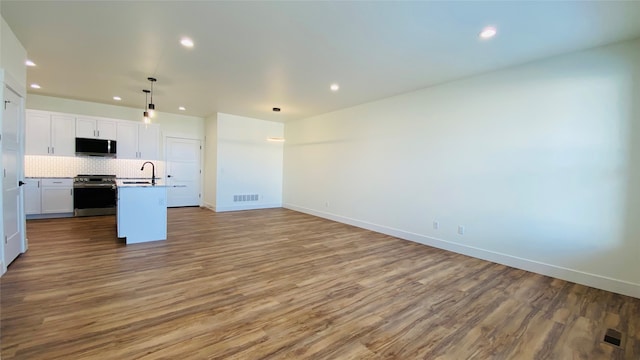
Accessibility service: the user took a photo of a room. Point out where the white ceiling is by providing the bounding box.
[3,1,640,122]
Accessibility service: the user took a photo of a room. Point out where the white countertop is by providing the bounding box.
[116,179,168,188]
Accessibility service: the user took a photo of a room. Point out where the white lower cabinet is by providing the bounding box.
[24,179,42,215]
[26,178,73,217]
[117,186,167,244]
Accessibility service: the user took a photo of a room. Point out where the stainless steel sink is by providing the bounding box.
[122,181,151,184]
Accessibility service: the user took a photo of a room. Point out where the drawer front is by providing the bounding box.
[41,178,73,187]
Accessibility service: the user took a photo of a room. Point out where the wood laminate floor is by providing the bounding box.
[1,207,639,359]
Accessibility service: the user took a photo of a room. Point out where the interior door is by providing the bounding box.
[166,137,201,207]
[3,85,24,266]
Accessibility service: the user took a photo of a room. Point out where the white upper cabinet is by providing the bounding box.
[26,110,161,160]
[116,121,138,159]
[76,116,117,140]
[25,111,50,155]
[116,122,160,160]
[138,124,160,160]
[25,110,75,156]
[51,115,76,156]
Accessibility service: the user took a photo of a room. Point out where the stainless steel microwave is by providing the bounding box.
[75,138,117,157]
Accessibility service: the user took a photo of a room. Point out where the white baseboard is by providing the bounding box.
[202,202,216,211]
[215,203,282,213]
[284,203,640,299]
[26,212,74,220]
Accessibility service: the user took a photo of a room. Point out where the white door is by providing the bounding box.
[166,137,201,207]
[3,85,24,266]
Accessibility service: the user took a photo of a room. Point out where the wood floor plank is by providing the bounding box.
[1,207,640,359]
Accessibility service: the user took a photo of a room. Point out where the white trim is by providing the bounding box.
[202,202,215,211]
[0,71,4,277]
[216,203,282,212]
[26,213,74,220]
[2,71,26,98]
[284,203,640,299]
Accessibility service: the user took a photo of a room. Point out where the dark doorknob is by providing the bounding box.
[167,175,172,178]
[18,181,25,186]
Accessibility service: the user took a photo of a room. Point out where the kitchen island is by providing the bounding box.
[117,180,168,244]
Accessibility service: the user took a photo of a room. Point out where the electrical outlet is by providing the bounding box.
[458,225,465,235]
[433,221,439,230]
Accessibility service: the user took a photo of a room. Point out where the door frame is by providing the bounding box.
[163,136,204,207]
[1,71,27,275]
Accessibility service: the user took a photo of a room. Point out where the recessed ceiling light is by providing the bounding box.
[113,96,122,101]
[30,84,41,89]
[330,83,340,91]
[479,26,497,39]
[180,37,194,48]
[25,59,36,67]
[178,106,186,111]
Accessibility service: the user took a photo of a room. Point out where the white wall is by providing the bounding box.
[216,113,283,211]
[284,38,640,298]
[203,113,218,209]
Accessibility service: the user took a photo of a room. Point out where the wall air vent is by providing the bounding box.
[233,194,259,202]
[603,328,622,347]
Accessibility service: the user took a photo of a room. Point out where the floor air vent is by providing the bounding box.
[233,194,259,202]
[603,328,622,347]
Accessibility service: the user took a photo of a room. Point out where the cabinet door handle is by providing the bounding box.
[53,181,62,184]
[70,189,73,195]
[47,146,50,154]
[51,147,55,154]
[38,181,40,188]
[97,130,100,137]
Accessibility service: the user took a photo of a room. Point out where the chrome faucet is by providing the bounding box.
[140,161,156,185]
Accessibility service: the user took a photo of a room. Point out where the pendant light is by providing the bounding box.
[142,89,151,124]
[147,77,157,118]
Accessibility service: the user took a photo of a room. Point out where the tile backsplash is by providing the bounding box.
[25,156,165,178]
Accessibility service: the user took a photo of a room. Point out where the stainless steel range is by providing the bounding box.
[73,174,117,216]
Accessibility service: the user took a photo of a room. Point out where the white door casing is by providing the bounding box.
[3,85,25,267]
[166,137,201,207]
